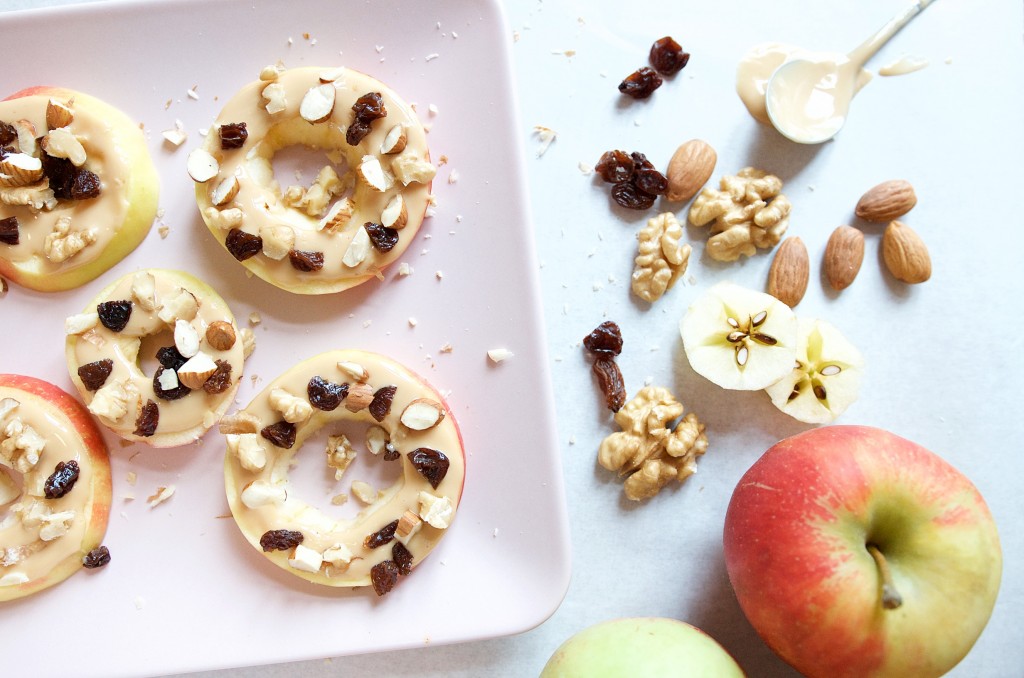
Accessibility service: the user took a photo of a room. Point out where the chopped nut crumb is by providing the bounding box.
[248,311,262,326]
[487,348,513,363]
[533,125,557,157]
[147,485,176,508]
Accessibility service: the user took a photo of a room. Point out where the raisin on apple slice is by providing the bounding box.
[288,249,324,272]
[44,460,80,499]
[156,345,188,370]
[202,360,233,394]
[0,121,15,146]
[370,560,400,596]
[346,121,371,146]
[219,122,248,150]
[97,300,132,332]
[77,359,113,391]
[407,448,449,489]
[82,546,111,569]
[364,222,399,252]
[225,228,262,261]
[41,153,76,199]
[133,400,159,437]
[392,542,413,576]
[261,420,296,449]
[0,216,19,245]
[153,367,191,400]
[259,529,304,552]
[364,519,399,549]
[69,168,102,200]
[368,385,397,422]
[307,376,348,411]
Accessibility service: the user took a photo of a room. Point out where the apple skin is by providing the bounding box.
[0,374,112,602]
[0,86,158,292]
[723,425,1002,678]
[540,617,745,678]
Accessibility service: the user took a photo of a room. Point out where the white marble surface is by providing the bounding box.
[2,0,1022,676]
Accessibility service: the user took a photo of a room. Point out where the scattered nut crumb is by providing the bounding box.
[425,53,440,62]
[534,126,557,157]
[126,471,137,486]
[487,348,513,363]
[447,170,459,184]
[248,311,262,326]
[187,86,199,100]
[440,343,453,353]
[147,485,176,508]
[408,317,417,327]
[161,120,187,147]
[351,480,378,504]
[331,493,348,505]
[158,225,170,239]
[397,262,413,276]
[435,271,444,280]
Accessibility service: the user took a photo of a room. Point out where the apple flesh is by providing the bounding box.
[0,374,112,602]
[723,425,1001,678]
[0,86,158,292]
[540,617,745,677]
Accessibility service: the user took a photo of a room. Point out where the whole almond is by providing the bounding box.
[882,221,931,284]
[767,236,809,307]
[855,180,916,222]
[665,139,716,202]
[824,225,865,290]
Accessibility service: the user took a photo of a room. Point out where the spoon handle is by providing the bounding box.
[847,0,936,68]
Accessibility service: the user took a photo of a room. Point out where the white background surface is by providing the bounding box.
[2,0,1023,677]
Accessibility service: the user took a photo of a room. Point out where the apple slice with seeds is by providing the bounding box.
[765,318,864,424]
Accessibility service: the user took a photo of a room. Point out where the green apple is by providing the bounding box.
[0,374,112,602]
[724,425,1002,678]
[540,617,745,677]
[0,86,158,292]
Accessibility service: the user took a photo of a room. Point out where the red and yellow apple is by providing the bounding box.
[540,617,745,677]
[723,425,1001,678]
[0,86,158,291]
[0,374,112,602]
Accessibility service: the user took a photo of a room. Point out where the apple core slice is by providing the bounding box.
[680,281,798,390]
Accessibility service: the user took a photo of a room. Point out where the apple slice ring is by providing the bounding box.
[223,350,465,596]
[0,87,158,292]
[192,66,436,295]
[64,269,246,447]
[0,374,113,602]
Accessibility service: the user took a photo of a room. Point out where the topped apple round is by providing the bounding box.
[0,87,159,292]
[190,65,436,295]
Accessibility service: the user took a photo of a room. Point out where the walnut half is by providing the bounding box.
[598,386,707,501]
[631,212,691,303]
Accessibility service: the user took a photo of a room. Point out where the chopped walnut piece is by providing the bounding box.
[226,432,267,472]
[597,386,707,501]
[38,510,76,541]
[631,212,690,303]
[326,434,357,481]
[269,387,313,424]
[203,206,244,231]
[688,167,790,261]
[258,223,295,261]
[0,181,57,212]
[87,379,133,422]
[1,416,46,473]
[240,328,257,359]
[417,491,454,529]
[390,153,437,186]
[351,480,379,504]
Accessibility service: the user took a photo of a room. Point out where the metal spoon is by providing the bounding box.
[765,0,936,144]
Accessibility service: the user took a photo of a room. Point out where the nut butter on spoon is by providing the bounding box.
[764,0,937,144]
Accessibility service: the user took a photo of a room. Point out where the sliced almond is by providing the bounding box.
[365,424,389,455]
[46,98,74,130]
[337,360,368,382]
[341,225,371,267]
[261,82,287,115]
[187,148,219,183]
[380,124,408,155]
[381,194,408,229]
[319,66,347,83]
[210,175,239,206]
[400,398,446,431]
[13,120,37,157]
[65,312,99,335]
[766,236,810,308]
[157,288,199,324]
[855,180,916,222]
[42,128,87,166]
[174,319,201,358]
[300,83,337,123]
[0,153,44,187]
[131,271,158,311]
[344,382,374,412]
[240,480,287,509]
[823,226,865,291]
[882,220,931,284]
[205,320,237,351]
[218,411,262,434]
[357,155,390,192]
[259,64,284,81]
[395,509,422,542]
[319,196,355,232]
[176,352,218,389]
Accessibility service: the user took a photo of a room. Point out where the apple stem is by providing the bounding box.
[866,543,902,610]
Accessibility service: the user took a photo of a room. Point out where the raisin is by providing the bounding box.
[307,376,348,411]
[259,529,304,552]
[368,385,397,422]
[225,228,263,261]
[364,519,399,549]
[41,153,76,199]
[382,443,400,462]
[611,181,656,210]
[619,66,663,99]
[633,165,668,196]
[219,122,248,149]
[392,542,413,576]
[407,448,450,489]
[261,420,296,449]
[346,121,371,146]
[156,345,188,370]
[370,560,400,596]
[202,360,233,394]
[364,222,399,252]
[0,121,15,146]
[594,150,634,184]
[649,36,690,76]
[97,300,132,332]
[0,216,19,245]
[77,359,113,391]
[288,249,324,272]
[44,460,80,499]
[69,168,102,200]
[352,92,387,123]
[593,357,626,412]
[82,546,111,569]
[153,367,191,400]
[583,321,623,357]
[630,151,654,170]
[133,400,159,437]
